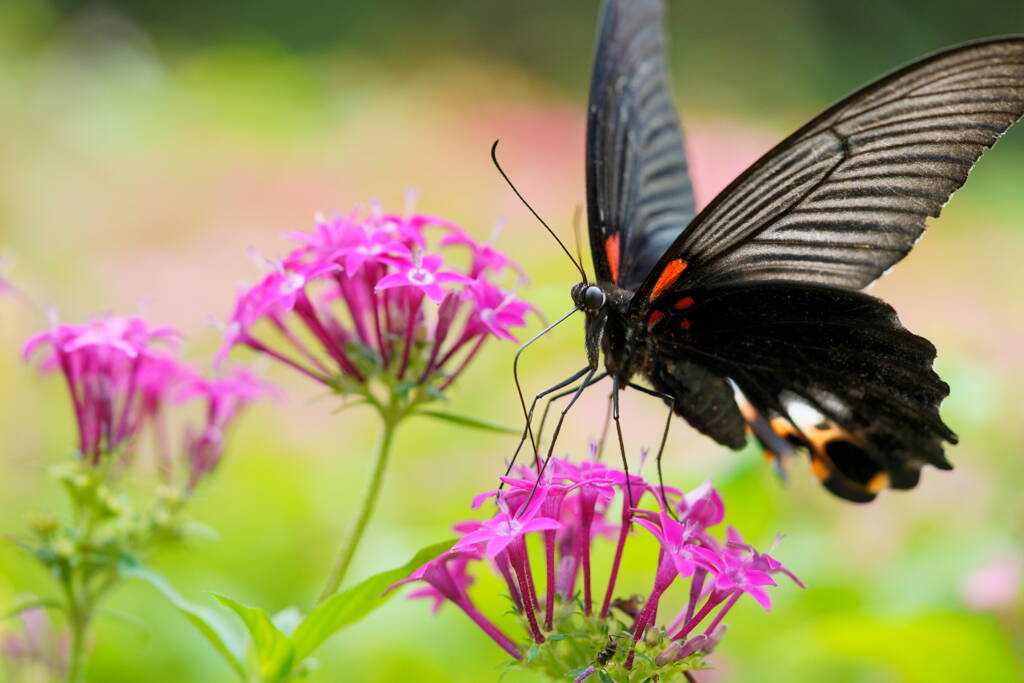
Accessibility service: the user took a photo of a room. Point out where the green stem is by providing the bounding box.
[63,574,90,683]
[318,410,401,602]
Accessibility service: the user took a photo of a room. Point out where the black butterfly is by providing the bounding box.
[509,0,1024,503]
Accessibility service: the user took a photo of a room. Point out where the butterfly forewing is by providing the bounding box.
[586,0,695,289]
[630,37,1024,305]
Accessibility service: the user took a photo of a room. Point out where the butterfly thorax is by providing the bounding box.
[576,281,645,380]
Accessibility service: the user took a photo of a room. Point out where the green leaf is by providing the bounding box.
[291,539,454,661]
[123,563,246,680]
[214,595,295,683]
[598,672,614,683]
[415,410,520,435]
[3,599,63,619]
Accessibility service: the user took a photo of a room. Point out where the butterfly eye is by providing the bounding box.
[583,285,606,311]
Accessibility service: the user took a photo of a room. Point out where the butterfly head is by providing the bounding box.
[571,282,606,312]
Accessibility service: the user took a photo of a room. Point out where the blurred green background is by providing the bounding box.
[2,0,1023,680]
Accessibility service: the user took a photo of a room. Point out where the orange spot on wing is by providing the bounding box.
[649,259,688,301]
[673,296,694,310]
[810,457,830,482]
[604,233,621,284]
[646,311,665,329]
[867,471,890,494]
[678,319,692,331]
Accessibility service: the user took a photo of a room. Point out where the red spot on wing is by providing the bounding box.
[673,296,694,310]
[678,318,692,330]
[649,259,688,301]
[604,233,621,284]
[646,311,665,329]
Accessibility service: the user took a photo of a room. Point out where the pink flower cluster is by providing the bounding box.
[390,455,802,671]
[24,315,271,488]
[219,208,533,394]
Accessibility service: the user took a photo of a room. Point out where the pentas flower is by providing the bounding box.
[24,316,182,464]
[391,453,803,680]
[24,315,269,490]
[174,369,277,489]
[218,206,533,406]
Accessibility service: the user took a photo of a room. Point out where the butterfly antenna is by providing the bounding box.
[490,140,588,284]
[572,204,585,275]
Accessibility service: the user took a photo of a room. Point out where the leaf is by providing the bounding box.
[123,563,246,679]
[291,539,454,661]
[181,520,221,543]
[214,595,295,683]
[3,599,62,619]
[415,410,520,435]
[97,607,148,633]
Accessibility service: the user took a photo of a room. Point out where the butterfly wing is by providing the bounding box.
[630,37,1024,500]
[586,0,696,290]
[630,37,1024,302]
[644,282,956,502]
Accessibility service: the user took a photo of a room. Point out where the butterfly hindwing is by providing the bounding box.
[586,0,695,290]
[643,282,956,502]
[630,36,1024,306]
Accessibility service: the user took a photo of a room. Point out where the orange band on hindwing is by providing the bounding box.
[649,259,688,301]
[604,233,621,284]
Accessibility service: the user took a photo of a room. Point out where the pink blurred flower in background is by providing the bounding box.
[175,368,277,489]
[962,552,1022,611]
[24,314,270,490]
[23,316,182,464]
[0,606,68,679]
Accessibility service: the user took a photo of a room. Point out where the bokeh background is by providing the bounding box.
[2,0,1024,680]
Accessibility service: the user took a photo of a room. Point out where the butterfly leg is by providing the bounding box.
[533,372,608,450]
[595,392,613,462]
[516,365,600,516]
[610,376,636,512]
[538,367,599,476]
[626,382,676,515]
[506,366,593,478]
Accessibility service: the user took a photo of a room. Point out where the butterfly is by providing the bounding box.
[514,0,1024,503]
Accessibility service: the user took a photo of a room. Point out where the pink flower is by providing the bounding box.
[374,252,472,304]
[25,314,269,487]
[408,553,476,614]
[678,479,726,528]
[218,205,531,399]
[175,368,277,488]
[453,488,560,559]
[962,552,1021,611]
[634,510,703,579]
[441,229,525,279]
[393,452,799,675]
[692,545,777,610]
[385,550,520,660]
[465,279,537,342]
[24,316,183,463]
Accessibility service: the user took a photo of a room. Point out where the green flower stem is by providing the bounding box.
[318,408,402,603]
[64,577,88,683]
